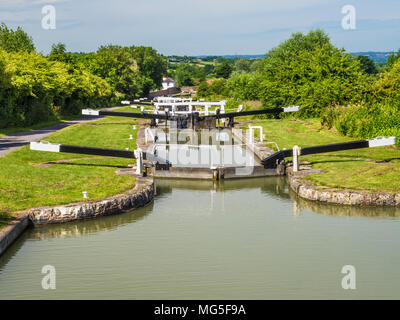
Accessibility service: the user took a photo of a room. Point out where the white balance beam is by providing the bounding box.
[82,109,100,116]
[368,137,396,148]
[283,106,300,113]
[30,141,60,153]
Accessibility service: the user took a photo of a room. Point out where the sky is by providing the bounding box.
[1,0,400,55]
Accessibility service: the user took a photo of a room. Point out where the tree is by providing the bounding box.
[0,23,35,53]
[48,43,79,66]
[214,60,233,79]
[226,72,263,100]
[203,64,214,75]
[386,49,400,70]
[127,46,167,91]
[356,55,378,75]
[259,30,369,116]
[82,45,142,98]
[234,58,251,72]
[197,81,211,97]
[175,63,195,87]
[374,59,400,104]
[250,59,263,73]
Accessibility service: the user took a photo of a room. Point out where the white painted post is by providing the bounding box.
[248,126,263,144]
[154,109,159,125]
[135,149,144,175]
[205,104,209,116]
[293,145,301,172]
[249,126,254,144]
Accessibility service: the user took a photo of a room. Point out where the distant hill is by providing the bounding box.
[190,52,394,63]
[350,52,393,63]
[195,54,265,60]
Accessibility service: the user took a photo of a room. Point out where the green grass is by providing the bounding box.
[250,118,400,193]
[0,209,13,230]
[0,108,141,222]
[0,114,82,138]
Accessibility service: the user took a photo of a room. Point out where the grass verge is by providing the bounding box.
[248,118,400,193]
[0,108,141,226]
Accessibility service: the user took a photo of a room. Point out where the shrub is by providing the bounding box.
[321,103,400,146]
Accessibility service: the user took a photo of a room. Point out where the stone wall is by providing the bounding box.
[28,177,154,224]
[287,167,400,207]
[0,212,31,257]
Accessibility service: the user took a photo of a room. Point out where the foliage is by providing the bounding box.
[234,58,251,72]
[174,63,206,86]
[126,46,167,91]
[259,30,369,117]
[373,59,400,104]
[226,72,263,100]
[386,49,400,70]
[0,23,167,129]
[0,22,35,53]
[196,79,228,98]
[356,55,378,75]
[0,48,112,128]
[214,59,234,78]
[321,103,400,146]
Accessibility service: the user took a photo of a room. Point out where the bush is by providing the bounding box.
[321,103,400,146]
[373,59,400,104]
[257,30,369,117]
[226,72,263,101]
[0,49,112,128]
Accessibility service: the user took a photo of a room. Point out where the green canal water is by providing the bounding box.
[1,177,400,299]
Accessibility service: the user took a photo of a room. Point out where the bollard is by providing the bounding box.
[82,191,88,199]
[293,145,301,172]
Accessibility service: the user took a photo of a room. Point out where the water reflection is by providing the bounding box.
[153,128,259,168]
[1,176,400,300]
[289,191,400,218]
[28,201,154,240]
[22,177,400,243]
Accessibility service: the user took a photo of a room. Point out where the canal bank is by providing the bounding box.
[287,166,400,206]
[0,176,154,257]
[2,176,400,299]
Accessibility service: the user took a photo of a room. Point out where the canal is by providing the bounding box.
[1,177,400,299]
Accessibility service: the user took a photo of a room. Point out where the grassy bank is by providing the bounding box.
[0,107,141,225]
[247,118,400,193]
[0,114,82,138]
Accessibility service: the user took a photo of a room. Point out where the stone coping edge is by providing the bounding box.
[287,167,400,207]
[0,177,154,257]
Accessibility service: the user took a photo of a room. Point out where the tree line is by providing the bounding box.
[0,23,167,129]
[194,30,400,144]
